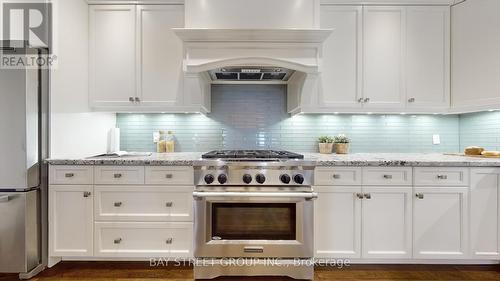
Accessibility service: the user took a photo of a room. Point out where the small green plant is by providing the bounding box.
[334,134,350,144]
[318,136,334,143]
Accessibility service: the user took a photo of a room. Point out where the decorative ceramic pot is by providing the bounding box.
[318,143,334,154]
[335,143,350,154]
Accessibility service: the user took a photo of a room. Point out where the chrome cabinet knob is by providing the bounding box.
[166,238,173,244]
[114,238,122,244]
[364,193,372,199]
[356,193,364,199]
[65,173,75,178]
[165,174,173,179]
[408,98,415,103]
[83,191,91,198]
[358,98,364,103]
[364,98,370,103]
[332,174,341,179]
[166,202,173,207]
[135,97,141,102]
[114,202,122,207]
[437,175,448,180]
[114,173,122,179]
[129,97,135,102]
[415,193,424,199]
[383,174,393,179]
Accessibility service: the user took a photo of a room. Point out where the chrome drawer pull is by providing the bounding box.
[83,192,91,198]
[332,174,341,179]
[383,175,393,179]
[364,193,372,199]
[114,238,122,244]
[166,238,173,244]
[437,175,448,180]
[166,202,173,207]
[65,173,75,178]
[114,202,122,207]
[114,173,123,179]
[415,193,424,199]
[165,174,173,179]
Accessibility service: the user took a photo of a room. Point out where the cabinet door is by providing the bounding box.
[89,5,136,108]
[470,168,500,259]
[406,6,450,110]
[413,187,468,259]
[315,186,362,259]
[49,185,93,257]
[137,5,184,108]
[363,6,406,109]
[319,6,362,109]
[361,186,412,259]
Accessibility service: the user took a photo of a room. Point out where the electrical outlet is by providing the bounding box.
[432,134,441,145]
[153,131,160,143]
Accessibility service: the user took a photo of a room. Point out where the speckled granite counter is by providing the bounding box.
[46,152,500,167]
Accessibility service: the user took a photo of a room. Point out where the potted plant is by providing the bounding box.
[334,134,351,154]
[318,136,334,154]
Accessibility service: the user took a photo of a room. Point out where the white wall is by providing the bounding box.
[50,0,115,158]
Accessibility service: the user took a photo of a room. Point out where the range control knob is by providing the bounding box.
[242,174,253,184]
[294,174,305,185]
[204,174,215,184]
[280,174,291,184]
[255,174,266,184]
[218,174,228,184]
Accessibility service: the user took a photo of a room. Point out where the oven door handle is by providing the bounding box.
[193,192,318,200]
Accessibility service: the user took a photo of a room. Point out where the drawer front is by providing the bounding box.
[362,167,413,186]
[94,166,145,185]
[414,168,469,186]
[315,167,362,186]
[94,186,193,222]
[94,222,193,257]
[145,166,194,185]
[49,165,93,185]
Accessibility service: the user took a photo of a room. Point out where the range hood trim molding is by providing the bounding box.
[173,28,334,43]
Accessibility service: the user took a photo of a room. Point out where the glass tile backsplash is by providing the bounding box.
[117,84,466,153]
[460,111,500,151]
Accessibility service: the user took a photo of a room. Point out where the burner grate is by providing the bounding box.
[202,150,304,160]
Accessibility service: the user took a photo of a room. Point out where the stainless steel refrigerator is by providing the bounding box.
[0,47,49,279]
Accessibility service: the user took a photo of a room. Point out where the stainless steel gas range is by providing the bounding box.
[193,150,317,280]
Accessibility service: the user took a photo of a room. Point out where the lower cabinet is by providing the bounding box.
[470,168,500,259]
[49,185,94,257]
[362,186,412,259]
[314,185,412,259]
[94,222,193,258]
[413,187,468,259]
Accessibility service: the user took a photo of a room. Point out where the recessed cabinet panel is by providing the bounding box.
[470,169,500,259]
[320,6,362,109]
[413,187,468,259]
[406,6,450,109]
[315,186,362,259]
[89,5,136,107]
[361,187,412,259]
[363,6,405,109]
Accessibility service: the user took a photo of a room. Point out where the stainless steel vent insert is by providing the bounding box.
[209,66,295,82]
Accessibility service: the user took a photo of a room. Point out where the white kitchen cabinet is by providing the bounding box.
[315,186,362,259]
[451,0,500,113]
[361,186,412,259]
[49,185,94,257]
[362,6,406,109]
[413,187,468,259]
[89,5,137,108]
[406,6,450,110]
[137,5,184,108]
[319,6,363,110]
[470,168,500,259]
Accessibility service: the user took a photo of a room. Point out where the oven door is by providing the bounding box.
[193,192,316,258]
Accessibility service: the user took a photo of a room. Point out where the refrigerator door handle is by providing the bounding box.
[0,195,10,203]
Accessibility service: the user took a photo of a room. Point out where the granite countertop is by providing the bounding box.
[46,152,500,167]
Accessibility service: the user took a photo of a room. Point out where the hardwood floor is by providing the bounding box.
[1,262,500,281]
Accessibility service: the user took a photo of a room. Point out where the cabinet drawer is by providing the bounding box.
[315,167,362,186]
[49,165,93,185]
[145,166,194,185]
[94,222,193,257]
[362,167,413,186]
[94,186,193,222]
[414,168,469,186]
[94,166,145,185]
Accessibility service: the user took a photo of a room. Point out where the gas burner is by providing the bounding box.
[202,150,304,160]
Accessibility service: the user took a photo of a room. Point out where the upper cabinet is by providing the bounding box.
[89,5,210,113]
[452,0,500,113]
[318,5,450,113]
